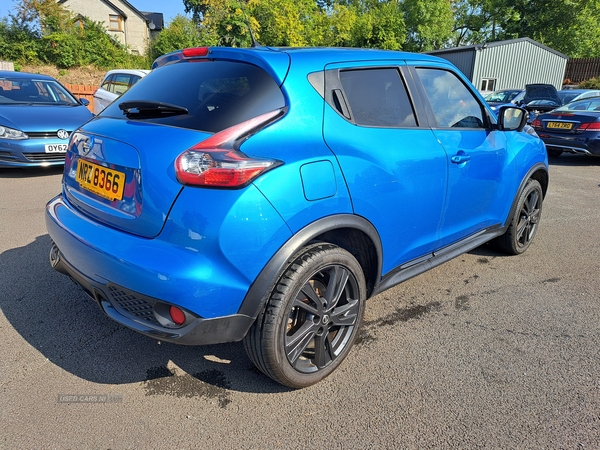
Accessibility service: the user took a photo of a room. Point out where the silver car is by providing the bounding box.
[93,69,150,114]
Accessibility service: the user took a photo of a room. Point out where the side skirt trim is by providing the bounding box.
[373,225,505,296]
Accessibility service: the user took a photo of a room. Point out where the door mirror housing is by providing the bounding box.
[498,106,528,131]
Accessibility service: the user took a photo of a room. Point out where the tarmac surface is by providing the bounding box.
[1,153,599,449]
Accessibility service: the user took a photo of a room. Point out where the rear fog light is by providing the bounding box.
[169,306,186,325]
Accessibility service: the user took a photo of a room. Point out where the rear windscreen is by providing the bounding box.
[101,60,285,133]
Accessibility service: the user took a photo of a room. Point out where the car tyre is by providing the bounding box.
[491,179,543,255]
[244,243,366,388]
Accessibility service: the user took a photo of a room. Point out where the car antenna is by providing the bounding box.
[239,0,260,48]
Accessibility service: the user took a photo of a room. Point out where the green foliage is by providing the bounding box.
[579,77,600,89]
[0,0,149,69]
[403,0,454,52]
[150,15,215,59]
[2,0,600,74]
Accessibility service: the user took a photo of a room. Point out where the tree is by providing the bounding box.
[151,15,215,59]
[0,0,147,68]
[403,0,454,51]
[450,0,519,47]
[495,0,600,57]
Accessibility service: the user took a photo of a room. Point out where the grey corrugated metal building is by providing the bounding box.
[428,38,568,92]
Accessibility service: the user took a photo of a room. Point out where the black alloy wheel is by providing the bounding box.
[492,179,543,255]
[244,243,366,388]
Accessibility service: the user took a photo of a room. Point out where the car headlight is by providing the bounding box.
[0,125,28,140]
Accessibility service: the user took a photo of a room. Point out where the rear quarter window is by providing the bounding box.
[338,68,417,128]
[101,61,285,133]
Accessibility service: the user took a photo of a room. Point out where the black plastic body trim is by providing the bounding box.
[374,225,504,295]
[505,162,549,224]
[50,245,253,345]
[237,214,382,317]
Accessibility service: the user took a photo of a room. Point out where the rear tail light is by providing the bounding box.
[531,118,542,128]
[578,122,600,131]
[175,109,284,188]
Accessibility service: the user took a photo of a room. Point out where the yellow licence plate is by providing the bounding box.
[76,159,126,201]
[547,122,573,130]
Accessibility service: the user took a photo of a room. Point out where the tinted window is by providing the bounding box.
[101,61,285,133]
[416,68,484,128]
[339,68,416,127]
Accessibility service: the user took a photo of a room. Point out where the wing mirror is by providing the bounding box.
[497,106,528,131]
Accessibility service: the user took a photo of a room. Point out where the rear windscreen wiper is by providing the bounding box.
[118,100,189,117]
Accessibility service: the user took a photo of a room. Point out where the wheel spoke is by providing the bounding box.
[526,191,539,214]
[516,216,529,243]
[292,293,320,316]
[300,281,322,308]
[330,299,359,327]
[324,266,350,308]
[285,321,317,364]
[313,333,334,369]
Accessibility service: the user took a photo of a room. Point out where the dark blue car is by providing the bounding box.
[46,47,548,388]
[0,71,94,168]
[532,97,600,157]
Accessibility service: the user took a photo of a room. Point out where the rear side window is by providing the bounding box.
[416,68,485,129]
[111,74,133,95]
[339,68,416,127]
[101,61,285,133]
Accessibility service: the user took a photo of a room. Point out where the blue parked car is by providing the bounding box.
[0,71,94,168]
[46,47,548,388]
[532,96,600,157]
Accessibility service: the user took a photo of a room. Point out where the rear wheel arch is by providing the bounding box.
[237,215,382,320]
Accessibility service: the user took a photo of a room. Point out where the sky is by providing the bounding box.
[0,0,189,25]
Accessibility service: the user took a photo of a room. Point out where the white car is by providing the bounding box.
[93,69,150,114]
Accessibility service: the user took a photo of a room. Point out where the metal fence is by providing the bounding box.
[564,58,600,83]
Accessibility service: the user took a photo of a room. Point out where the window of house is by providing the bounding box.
[338,68,417,128]
[109,14,123,31]
[480,78,497,92]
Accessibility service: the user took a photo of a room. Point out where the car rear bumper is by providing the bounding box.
[539,135,600,156]
[49,245,254,345]
[45,194,261,345]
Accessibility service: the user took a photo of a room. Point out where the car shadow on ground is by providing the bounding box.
[0,166,65,178]
[0,235,291,397]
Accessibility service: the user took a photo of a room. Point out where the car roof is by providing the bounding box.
[0,70,56,81]
[102,69,150,78]
[558,89,590,94]
[153,46,453,86]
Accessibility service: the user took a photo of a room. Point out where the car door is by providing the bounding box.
[321,62,448,274]
[410,64,515,248]
[94,74,116,114]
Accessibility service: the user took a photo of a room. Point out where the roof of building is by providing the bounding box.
[428,37,568,60]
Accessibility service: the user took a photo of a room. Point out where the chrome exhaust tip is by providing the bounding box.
[49,241,67,275]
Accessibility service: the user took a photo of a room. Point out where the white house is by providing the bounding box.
[58,0,164,55]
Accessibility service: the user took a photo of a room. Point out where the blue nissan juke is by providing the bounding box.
[46,47,549,388]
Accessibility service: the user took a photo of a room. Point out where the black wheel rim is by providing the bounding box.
[284,264,360,374]
[516,188,541,249]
